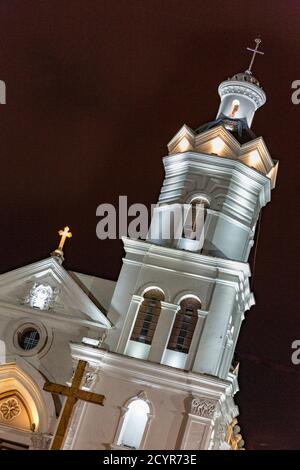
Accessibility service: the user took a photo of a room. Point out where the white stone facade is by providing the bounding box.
[0,69,277,450]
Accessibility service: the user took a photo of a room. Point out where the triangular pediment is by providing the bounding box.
[0,257,111,329]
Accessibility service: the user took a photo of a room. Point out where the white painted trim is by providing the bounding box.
[70,344,235,399]
[0,257,111,327]
[112,392,154,450]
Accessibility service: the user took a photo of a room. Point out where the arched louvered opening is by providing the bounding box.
[183,198,209,239]
[190,198,209,232]
[130,289,165,345]
[167,297,201,354]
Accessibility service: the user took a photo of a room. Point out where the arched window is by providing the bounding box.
[183,198,210,239]
[167,297,201,354]
[230,99,240,118]
[191,198,209,231]
[117,399,150,449]
[130,289,165,345]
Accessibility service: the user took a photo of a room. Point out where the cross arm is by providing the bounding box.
[246,47,264,55]
[75,389,105,405]
[43,382,73,397]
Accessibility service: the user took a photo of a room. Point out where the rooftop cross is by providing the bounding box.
[57,226,72,252]
[246,38,264,74]
[52,225,73,262]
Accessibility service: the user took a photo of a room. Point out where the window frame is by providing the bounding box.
[130,289,165,345]
[167,297,201,354]
[112,394,153,450]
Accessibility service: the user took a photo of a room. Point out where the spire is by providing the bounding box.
[245,38,264,75]
[51,226,73,264]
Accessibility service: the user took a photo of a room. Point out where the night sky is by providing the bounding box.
[0,0,299,450]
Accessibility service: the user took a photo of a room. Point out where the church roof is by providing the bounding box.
[70,272,116,312]
[0,257,112,329]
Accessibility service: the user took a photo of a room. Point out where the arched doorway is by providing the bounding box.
[0,362,52,450]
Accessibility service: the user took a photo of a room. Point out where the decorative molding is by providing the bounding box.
[137,390,148,401]
[71,343,237,398]
[30,432,52,450]
[122,237,253,311]
[163,148,272,201]
[0,397,21,421]
[112,391,153,450]
[10,318,50,358]
[191,397,217,419]
[123,237,251,275]
[69,360,99,390]
[212,419,229,450]
[218,81,266,108]
[0,256,111,327]
[83,365,98,390]
[23,282,58,311]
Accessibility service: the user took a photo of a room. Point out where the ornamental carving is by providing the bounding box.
[24,282,59,310]
[219,83,265,107]
[191,397,217,418]
[0,398,21,421]
[31,433,52,450]
[215,421,228,444]
[70,360,98,390]
[83,366,98,389]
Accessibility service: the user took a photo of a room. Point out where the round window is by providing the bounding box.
[17,327,40,351]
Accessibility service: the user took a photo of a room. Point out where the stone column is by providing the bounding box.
[180,396,218,450]
[148,302,179,363]
[192,283,236,376]
[115,295,141,354]
[30,432,52,450]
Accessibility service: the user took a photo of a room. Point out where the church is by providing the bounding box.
[0,40,278,451]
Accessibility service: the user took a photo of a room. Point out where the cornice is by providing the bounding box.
[166,123,276,189]
[0,301,107,331]
[121,238,253,310]
[218,80,266,108]
[0,257,111,327]
[122,237,251,277]
[70,343,235,399]
[163,151,271,205]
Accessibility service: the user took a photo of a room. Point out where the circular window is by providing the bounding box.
[10,319,51,358]
[17,327,40,351]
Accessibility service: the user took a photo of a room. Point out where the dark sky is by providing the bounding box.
[0,0,299,450]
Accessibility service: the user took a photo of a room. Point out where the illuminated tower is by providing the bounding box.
[67,41,278,450]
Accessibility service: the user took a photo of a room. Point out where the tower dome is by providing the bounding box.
[216,39,266,127]
[231,70,261,88]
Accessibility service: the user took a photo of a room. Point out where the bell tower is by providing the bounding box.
[71,41,278,450]
[107,41,278,379]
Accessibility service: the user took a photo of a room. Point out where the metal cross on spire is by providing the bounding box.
[246,38,264,74]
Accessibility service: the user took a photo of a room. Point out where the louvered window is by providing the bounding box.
[131,289,164,345]
[167,298,201,353]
